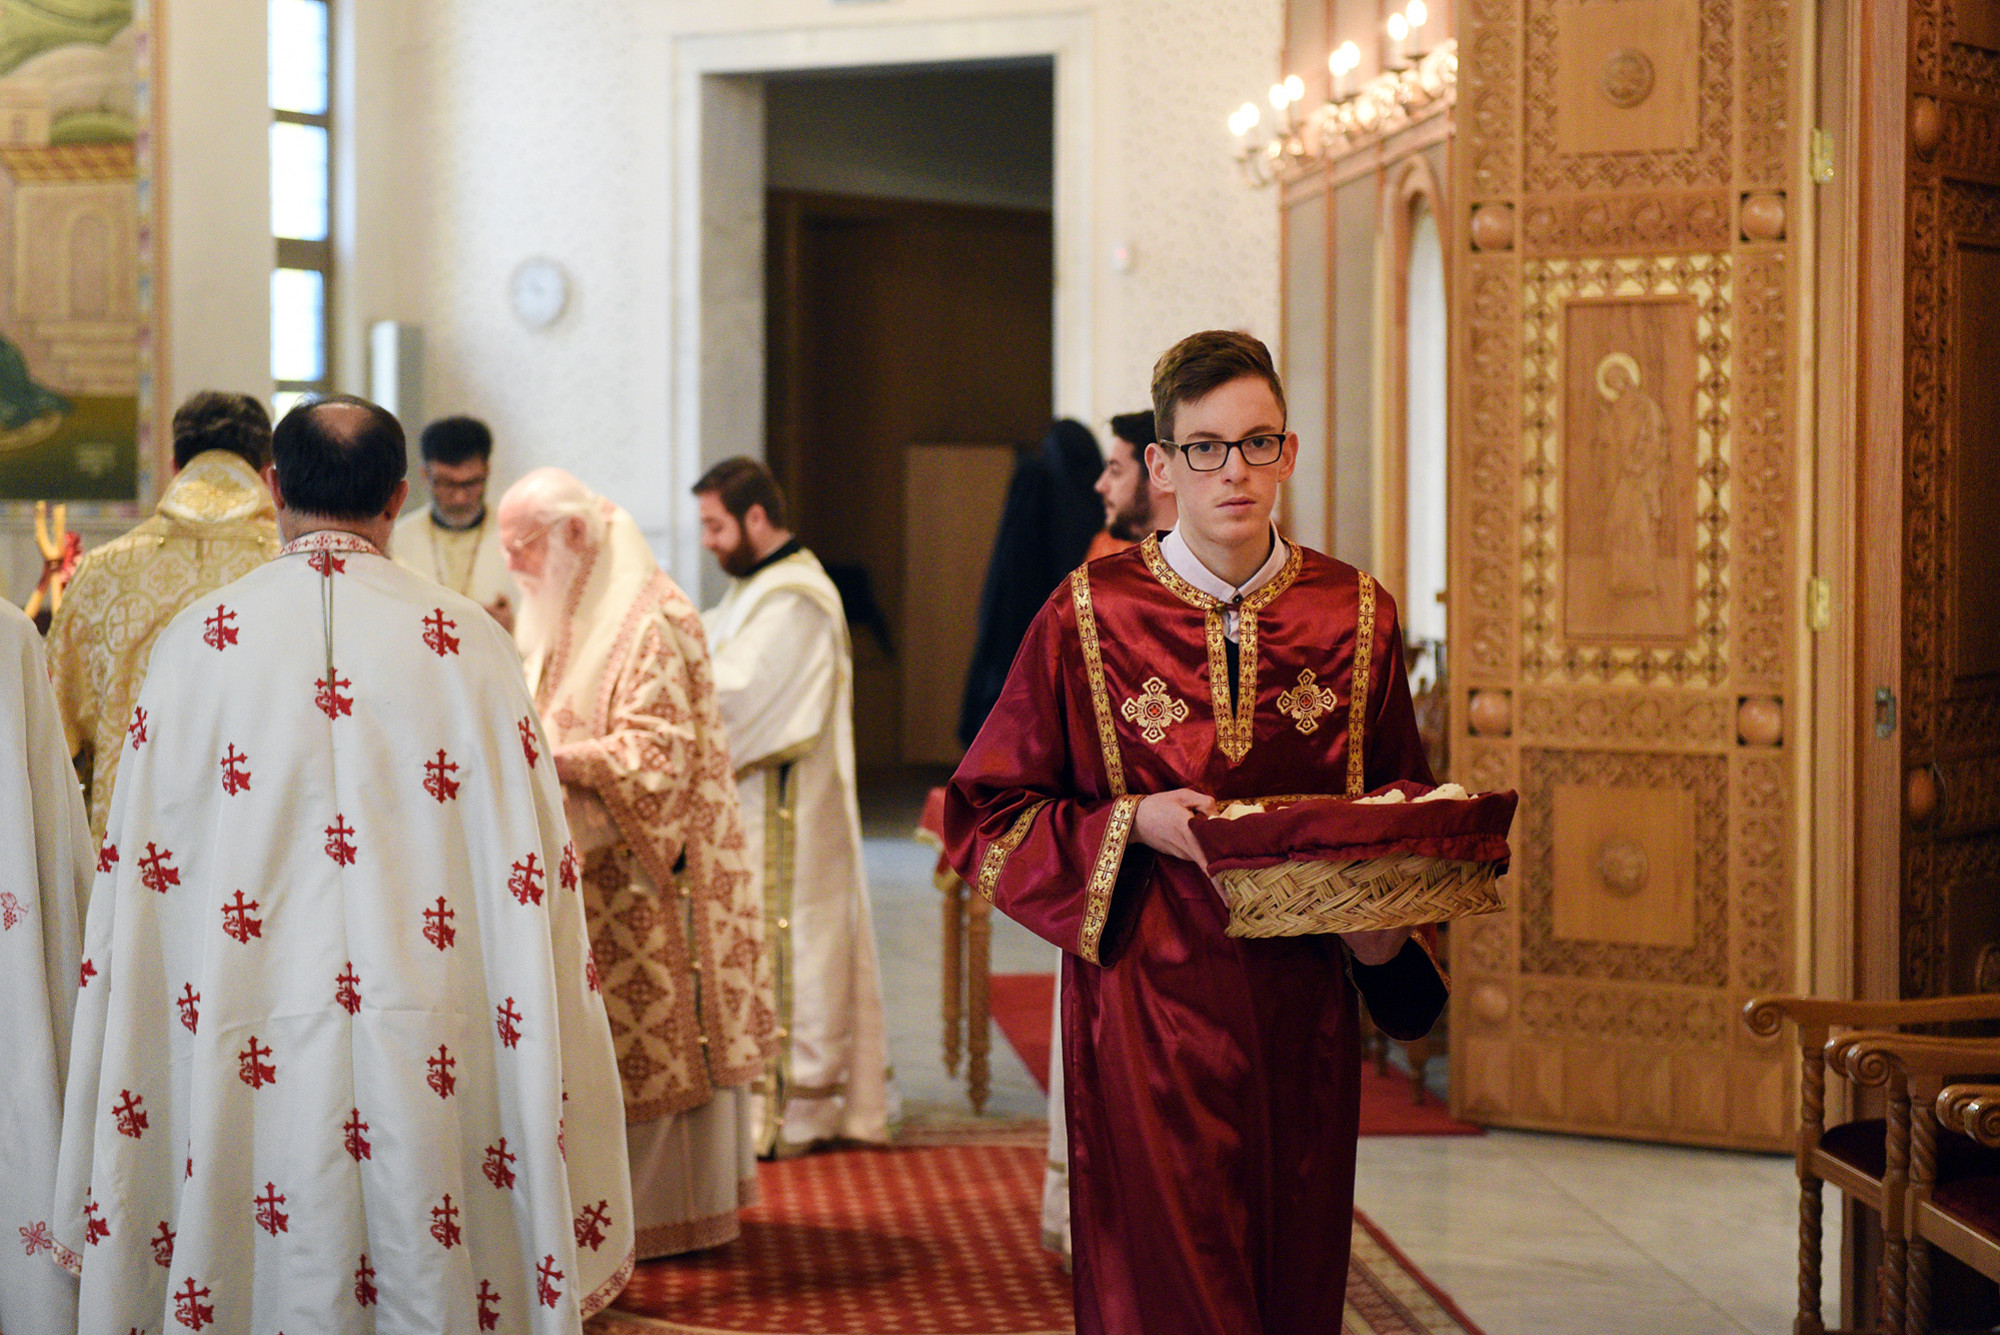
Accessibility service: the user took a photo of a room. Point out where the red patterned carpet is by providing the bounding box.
[588,1134,1483,1335]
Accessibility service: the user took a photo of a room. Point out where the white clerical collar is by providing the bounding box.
[1160,524,1288,605]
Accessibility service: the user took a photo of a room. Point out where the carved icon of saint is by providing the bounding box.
[1595,352,1668,599]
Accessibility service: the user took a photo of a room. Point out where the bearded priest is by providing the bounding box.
[943,331,1449,1335]
[499,468,775,1257]
[51,398,634,1329]
[2,596,91,1334]
[694,458,897,1156]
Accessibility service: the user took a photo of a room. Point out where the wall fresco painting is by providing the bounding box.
[0,0,143,502]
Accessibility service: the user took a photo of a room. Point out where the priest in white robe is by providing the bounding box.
[499,468,775,1257]
[2,596,91,1334]
[694,457,897,1154]
[51,397,634,1331]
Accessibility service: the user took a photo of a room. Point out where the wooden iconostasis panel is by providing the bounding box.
[1449,0,1803,1149]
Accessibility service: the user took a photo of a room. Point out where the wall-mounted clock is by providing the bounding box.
[510,257,569,329]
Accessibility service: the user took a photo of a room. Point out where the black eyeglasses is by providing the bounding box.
[1158,433,1286,473]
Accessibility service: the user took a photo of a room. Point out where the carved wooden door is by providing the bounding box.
[1897,0,2000,1002]
[1447,0,1803,1147]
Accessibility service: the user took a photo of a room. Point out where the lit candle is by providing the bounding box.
[1387,10,1409,67]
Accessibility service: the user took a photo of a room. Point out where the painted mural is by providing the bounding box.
[0,0,142,501]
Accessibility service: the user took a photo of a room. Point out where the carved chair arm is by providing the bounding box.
[1745,993,2000,1040]
[1937,1085,2000,1146]
[1837,1033,2000,1082]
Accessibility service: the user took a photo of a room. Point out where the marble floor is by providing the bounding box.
[859,786,1836,1334]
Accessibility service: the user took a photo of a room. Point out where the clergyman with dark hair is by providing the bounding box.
[47,389,283,843]
[48,395,639,1324]
[692,456,898,1156]
[392,412,519,630]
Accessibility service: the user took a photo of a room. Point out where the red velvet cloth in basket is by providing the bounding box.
[1190,782,1519,871]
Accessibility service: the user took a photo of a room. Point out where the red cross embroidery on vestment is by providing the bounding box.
[0,892,21,930]
[574,1200,612,1252]
[82,1193,108,1246]
[238,1036,277,1089]
[343,1108,371,1161]
[429,1193,463,1249]
[219,745,251,795]
[424,749,461,802]
[308,550,346,576]
[584,949,600,993]
[177,983,200,1034]
[559,841,579,892]
[127,706,147,748]
[254,1182,289,1236]
[423,896,456,950]
[536,1255,564,1309]
[151,1219,175,1267]
[220,891,263,943]
[423,608,460,656]
[79,957,96,988]
[482,1137,517,1189]
[19,1220,51,1256]
[97,841,117,873]
[138,842,180,893]
[507,852,545,906]
[315,671,354,720]
[174,1276,215,1330]
[495,997,523,1049]
[325,815,358,866]
[335,962,361,1014]
[518,716,540,768]
[354,1254,378,1307]
[202,606,239,652]
[427,1045,457,1098]
[476,1280,503,1331]
[112,1089,149,1139]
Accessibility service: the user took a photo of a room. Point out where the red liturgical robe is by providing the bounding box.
[944,536,1448,1335]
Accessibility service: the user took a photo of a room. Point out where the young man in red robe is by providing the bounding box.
[944,330,1447,1335]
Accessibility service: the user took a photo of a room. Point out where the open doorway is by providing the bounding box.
[762,61,1056,778]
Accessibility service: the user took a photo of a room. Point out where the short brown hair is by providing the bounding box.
[172,391,272,471]
[692,456,790,530]
[1150,330,1286,444]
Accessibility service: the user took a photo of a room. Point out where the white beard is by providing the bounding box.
[513,536,585,664]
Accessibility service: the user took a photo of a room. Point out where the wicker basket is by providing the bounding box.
[1216,851,1504,938]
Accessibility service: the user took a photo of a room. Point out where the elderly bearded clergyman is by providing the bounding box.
[499,467,775,1259]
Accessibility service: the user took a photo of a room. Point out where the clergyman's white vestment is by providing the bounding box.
[52,531,633,1332]
[703,547,896,1151]
[2,598,91,1333]
[393,505,518,609]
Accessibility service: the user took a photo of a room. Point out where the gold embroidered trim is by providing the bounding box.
[1071,567,1127,796]
[758,764,798,1153]
[1138,534,1304,766]
[1277,667,1339,735]
[1080,795,1141,964]
[977,800,1049,903]
[1346,571,1376,797]
[1119,677,1189,744]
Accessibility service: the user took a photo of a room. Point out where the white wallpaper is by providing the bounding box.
[366,0,1284,575]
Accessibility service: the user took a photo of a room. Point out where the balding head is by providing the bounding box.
[498,467,599,533]
[271,395,407,520]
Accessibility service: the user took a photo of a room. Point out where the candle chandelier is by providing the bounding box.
[1229,2,1458,188]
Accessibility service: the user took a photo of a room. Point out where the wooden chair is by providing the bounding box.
[1743,995,2000,1334]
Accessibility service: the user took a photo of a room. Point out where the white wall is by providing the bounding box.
[165,0,272,417]
[343,0,1281,587]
